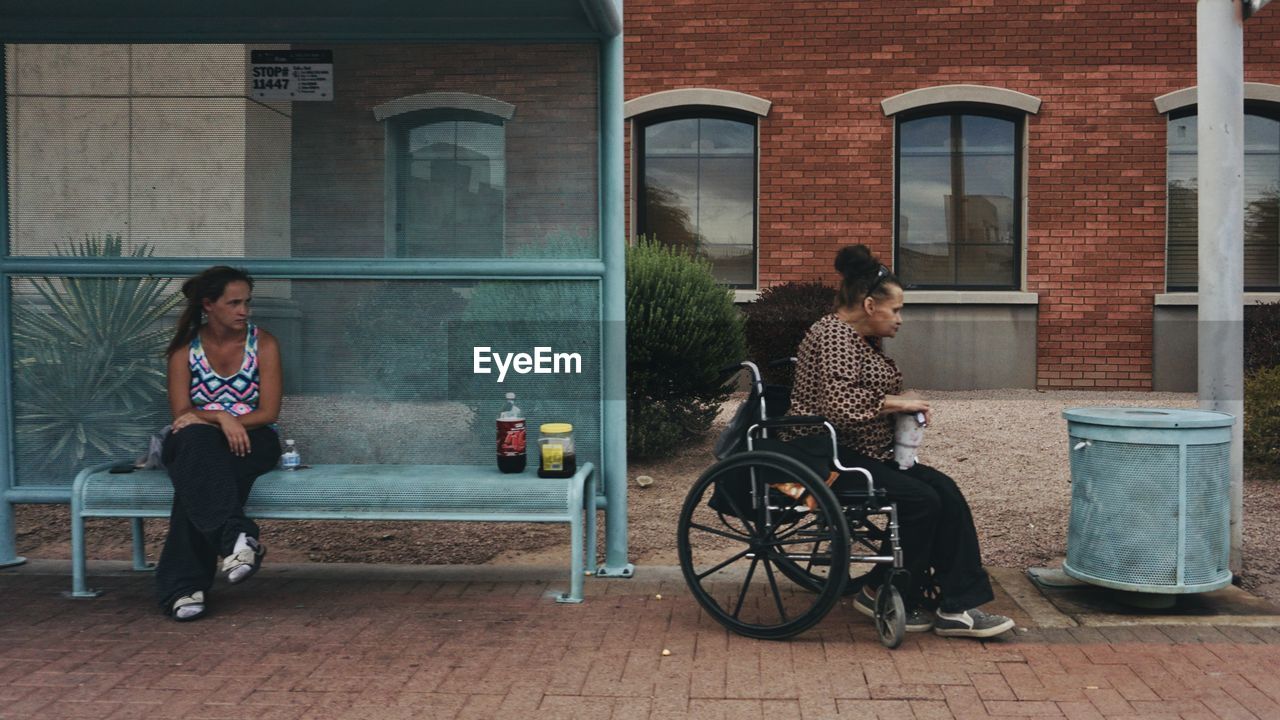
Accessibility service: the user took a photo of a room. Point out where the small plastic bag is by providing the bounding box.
[136,426,171,470]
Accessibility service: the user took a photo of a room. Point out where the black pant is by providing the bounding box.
[155,424,281,611]
[837,448,994,613]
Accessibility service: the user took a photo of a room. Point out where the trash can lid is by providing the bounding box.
[1062,407,1234,428]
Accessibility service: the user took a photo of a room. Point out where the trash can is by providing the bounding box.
[1062,407,1234,594]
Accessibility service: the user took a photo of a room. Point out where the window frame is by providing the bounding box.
[383,107,508,258]
[1165,101,1280,292]
[893,102,1025,291]
[634,106,759,290]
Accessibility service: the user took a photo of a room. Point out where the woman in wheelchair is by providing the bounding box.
[783,244,1015,639]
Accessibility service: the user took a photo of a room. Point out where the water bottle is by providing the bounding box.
[281,439,301,470]
[496,393,527,473]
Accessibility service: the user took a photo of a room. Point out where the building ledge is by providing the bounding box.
[735,289,1039,305]
[1155,292,1280,306]
[904,290,1039,305]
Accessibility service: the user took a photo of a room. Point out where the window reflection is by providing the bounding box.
[397,113,505,257]
[640,115,756,287]
[897,112,1019,288]
[1166,111,1280,290]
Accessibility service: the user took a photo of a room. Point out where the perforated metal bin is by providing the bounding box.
[1061,408,1234,594]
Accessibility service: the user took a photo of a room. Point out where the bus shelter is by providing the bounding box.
[0,0,631,578]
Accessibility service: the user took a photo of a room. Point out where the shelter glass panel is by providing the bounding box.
[9,275,602,488]
[4,43,600,260]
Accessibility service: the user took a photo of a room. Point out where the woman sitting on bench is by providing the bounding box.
[786,244,1015,639]
[156,266,283,621]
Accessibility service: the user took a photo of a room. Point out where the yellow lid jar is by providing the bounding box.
[537,423,576,478]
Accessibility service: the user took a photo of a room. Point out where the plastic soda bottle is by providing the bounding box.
[497,393,526,473]
[281,439,301,470]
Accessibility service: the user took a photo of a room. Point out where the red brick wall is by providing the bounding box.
[624,0,1280,389]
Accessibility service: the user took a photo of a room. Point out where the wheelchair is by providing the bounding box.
[676,360,911,647]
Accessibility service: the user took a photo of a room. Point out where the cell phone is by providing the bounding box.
[108,464,136,474]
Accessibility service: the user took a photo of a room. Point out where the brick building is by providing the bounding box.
[621,1,1280,390]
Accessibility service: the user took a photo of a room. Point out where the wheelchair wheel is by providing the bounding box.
[874,584,906,649]
[677,450,850,640]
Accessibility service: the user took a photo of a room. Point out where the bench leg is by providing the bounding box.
[585,473,597,578]
[0,497,26,568]
[557,488,586,604]
[68,498,102,598]
[131,519,155,571]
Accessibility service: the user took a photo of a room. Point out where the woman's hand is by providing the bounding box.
[217,413,251,457]
[884,391,933,425]
[171,410,212,433]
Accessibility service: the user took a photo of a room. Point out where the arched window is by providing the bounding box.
[883,86,1039,289]
[1163,100,1280,291]
[374,93,513,258]
[627,90,769,289]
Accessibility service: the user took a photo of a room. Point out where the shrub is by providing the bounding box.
[11,234,180,477]
[1245,365,1280,466]
[1245,301,1280,374]
[742,281,836,385]
[627,238,745,459]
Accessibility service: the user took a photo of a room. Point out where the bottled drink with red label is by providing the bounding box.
[496,392,526,473]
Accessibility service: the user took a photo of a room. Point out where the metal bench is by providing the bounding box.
[69,462,597,603]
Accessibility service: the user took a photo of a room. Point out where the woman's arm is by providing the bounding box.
[882,391,932,424]
[817,331,888,434]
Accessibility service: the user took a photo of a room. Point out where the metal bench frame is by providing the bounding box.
[70,461,597,603]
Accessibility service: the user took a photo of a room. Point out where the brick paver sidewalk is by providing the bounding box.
[2,560,1279,719]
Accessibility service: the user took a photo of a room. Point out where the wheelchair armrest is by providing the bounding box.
[754,415,828,430]
[746,416,880,495]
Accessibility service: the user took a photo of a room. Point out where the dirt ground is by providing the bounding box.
[14,389,1280,605]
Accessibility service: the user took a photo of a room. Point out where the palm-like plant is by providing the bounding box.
[10,234,180,478]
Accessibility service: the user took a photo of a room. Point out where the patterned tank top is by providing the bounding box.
[189,324,261,417]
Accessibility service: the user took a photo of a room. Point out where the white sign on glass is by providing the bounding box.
[250,50,333,101]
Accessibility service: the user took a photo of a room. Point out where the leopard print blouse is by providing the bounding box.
[785,313,902,461]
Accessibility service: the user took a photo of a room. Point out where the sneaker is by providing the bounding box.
[933,608,1015,638]
[853,587,935,632]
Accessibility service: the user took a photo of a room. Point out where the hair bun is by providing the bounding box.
[833,244,879,279]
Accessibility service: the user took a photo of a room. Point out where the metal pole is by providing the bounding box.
[1197,0,1244,575]
[596,20,632,578]
[0,45,24,568]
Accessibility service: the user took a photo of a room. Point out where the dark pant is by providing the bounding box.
[155,423,281,611]
[837,448,994,613]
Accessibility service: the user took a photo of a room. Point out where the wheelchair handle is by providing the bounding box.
[719,360,765,395]
[767,357,798,369]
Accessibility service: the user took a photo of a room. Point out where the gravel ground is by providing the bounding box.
[13,390,1280,605]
